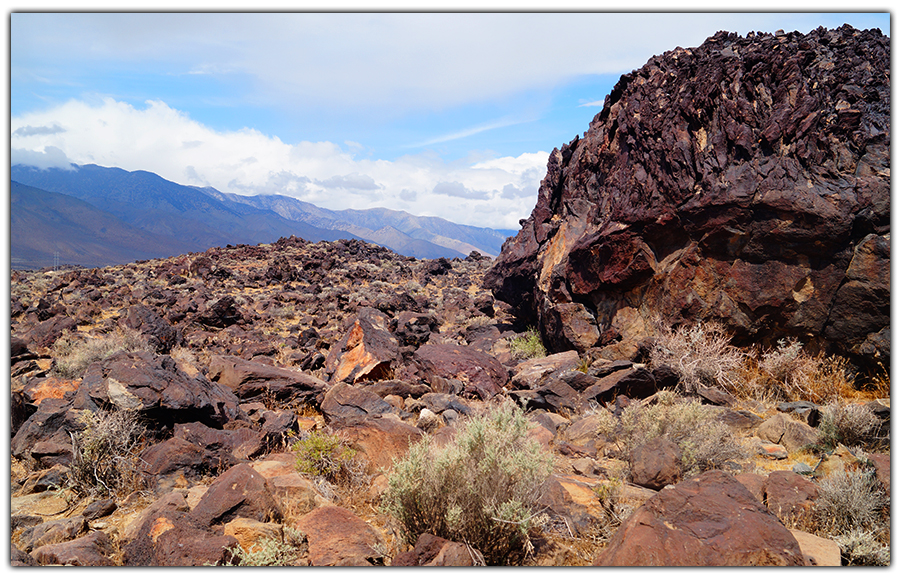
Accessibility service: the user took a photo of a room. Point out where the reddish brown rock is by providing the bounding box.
[294,506,383,566]
[22,314,76,351]
[757,413,820,453]
[331,414,423,474]
[764,470,819,521]
[414,343,509,399]
[31,531,116,566]
[121,304,179,353]
[595,470,806,566]
[208,354,327,404]
[190,463,283,527]
[791,529,842,566]
[320,382,393,422]
[122,510,239,566]
[22,376,81,407]
[582,366,657,403]
[485,26,890,374]
[392,533,482,566]
[78,351,242,428]
[629,437,683,490]
[325,307,399,383]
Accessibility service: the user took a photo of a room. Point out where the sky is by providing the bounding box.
[7,5,892,230]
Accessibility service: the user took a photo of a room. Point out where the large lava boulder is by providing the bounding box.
[485,26,889,373]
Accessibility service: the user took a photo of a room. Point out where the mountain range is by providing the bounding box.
[10,164,515,270]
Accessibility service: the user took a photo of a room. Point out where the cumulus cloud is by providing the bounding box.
[10,145,74,170]
[10,98,547,229]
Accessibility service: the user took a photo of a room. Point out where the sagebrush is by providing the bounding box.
[508,327,547,360]
[817,402,882,450]
[223,527,306,566]
[602,390,749,476]
[292,431,361,486]
[381,402,553,565]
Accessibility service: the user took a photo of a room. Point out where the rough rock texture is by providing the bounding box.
[485,26,890,373]
[595,470,806,566]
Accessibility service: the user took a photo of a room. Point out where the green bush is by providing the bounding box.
[607,391,748,476]
[223,527,307,566]
[508,327,547,360]
[68,408,147,497]
[381,402,553,565]
[292,431,359,485]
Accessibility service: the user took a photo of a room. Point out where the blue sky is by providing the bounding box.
[9,8,892,229]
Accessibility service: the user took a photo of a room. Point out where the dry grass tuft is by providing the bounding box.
[649,320,746,394]
[51,328,152,379]
[68,408,149,498]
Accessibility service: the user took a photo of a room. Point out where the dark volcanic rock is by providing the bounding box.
[121,304,179,353]
[79,351,242,428]
[414,343,510,399]
[485,26,890,374]
[595,470,806,566]
[324,307,400,383]
[208,354,328,404]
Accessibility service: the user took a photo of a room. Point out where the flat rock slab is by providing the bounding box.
[595,470,806,566]
[295,505,382,566]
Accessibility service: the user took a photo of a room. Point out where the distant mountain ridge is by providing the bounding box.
[10,163,513,269]
[206,190,509,258]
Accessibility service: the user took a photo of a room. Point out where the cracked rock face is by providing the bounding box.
[486,25,890,372]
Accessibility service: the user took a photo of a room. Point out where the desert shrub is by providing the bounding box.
[223,527,307,566]
[590,478,634,544]
[381,402,553,565]
[609,391,748,475]
[752,339,857,403]
[814,469,887,542]
[292,431,361,486]
[831,528,891,566]
[508,327,547,360]
[817,402,882,450]
[52,327,151,379]
[649,321,745,394]
[68,408,148,497]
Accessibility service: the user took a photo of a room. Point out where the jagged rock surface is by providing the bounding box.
[485,25,890,373]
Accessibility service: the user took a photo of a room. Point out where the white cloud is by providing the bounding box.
[10,98,547,229]
[10,146,74,170]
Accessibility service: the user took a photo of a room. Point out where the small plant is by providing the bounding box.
[749,339,858,403]
[817,402,881,450]
[223,526,307,566]
[508,327,547,360]
[814,469,886,536]
[68,407,148,497]
[831,528,891,566]
[292,431,359,485]
[604,391,748,476]
[381,402,553,565]
[649,320,745,394]
[52,328,151,379]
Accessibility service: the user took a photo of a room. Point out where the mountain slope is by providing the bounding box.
[206,190,504,258]
[11,163,512,262]
[10,181,187,269]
